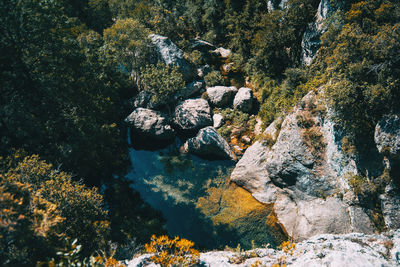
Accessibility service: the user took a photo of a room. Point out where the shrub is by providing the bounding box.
[144,235,200,267]
[0,154,110,264]
[140,62,185,108]
[204,70,226,87]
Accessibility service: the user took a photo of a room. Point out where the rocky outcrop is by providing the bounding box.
[129,230,400,267]
[206,86,238,107]
[233,87,254,113]
[267,0,288,12]
[173,99,212,132]
[149,34,195,81]
[125,108,175,147]
[375,114,400,158]
[131,90,160,110]
[375,114,400,229]
[230,90,375,241]
[182,126,236,160]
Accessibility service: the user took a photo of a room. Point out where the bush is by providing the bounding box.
[144,235,200,267]
[204,70,227,87]
[0,154,110,264]
[141,62,185,108]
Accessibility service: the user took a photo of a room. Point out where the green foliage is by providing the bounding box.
[140,62,185,107]
[204,70,227,87]
[103,18,154,75]
[0,154,110,264]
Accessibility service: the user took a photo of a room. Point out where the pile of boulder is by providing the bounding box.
[125,34,257,160]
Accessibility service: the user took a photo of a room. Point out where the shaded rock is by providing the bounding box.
[375,114,400,157]
[380,182,400,229]
[231,90,375,241]
[173,99,212,132]
[149,34,195,81]
[267,0,288,12]
[125,108,175,148]
[213,114,224,128]
[176,80,205,99]
[233,87,254,113]
[183,127,235,160]
[131,90,161,110]
[206,86,238,107]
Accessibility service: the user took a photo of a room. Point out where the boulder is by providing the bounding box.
[131,90,160,110]
[206,86,238,107]
[233,87,254,113]
[173,99,212,132]
[125,108,175,147]
[149,34,195,81]
[183,126,236,160]
[213,114,224,128]
[230,90,376,241]
[212,47,231,58]
[177,80,205,99]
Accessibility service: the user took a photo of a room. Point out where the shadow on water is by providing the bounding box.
[126,145,244,249]
[125,143,287,250]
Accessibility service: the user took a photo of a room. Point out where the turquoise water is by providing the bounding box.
[126,145,239,249]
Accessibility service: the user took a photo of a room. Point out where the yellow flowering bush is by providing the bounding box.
[144,235,200,267]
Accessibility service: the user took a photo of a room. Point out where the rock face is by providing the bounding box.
[125,108,175,146]
[375,114,400,229]
[233,87,254,113]
[206,86,238,107]
[375,114,400,158]
[129,230,400,267]
[149,34,195,81]
[231,90,376,241]
[173,99,212,132]
[183,126,235,160]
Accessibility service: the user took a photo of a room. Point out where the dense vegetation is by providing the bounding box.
[1,0,399,265]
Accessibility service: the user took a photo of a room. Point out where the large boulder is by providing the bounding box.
[183,126,236,160]
[206,86,238,107]
[173,99,212,132]
[231,90,376,241]
[233,87,254,113]
[149,34,195,81]
[131,90,160,110]
[125,108,175,148]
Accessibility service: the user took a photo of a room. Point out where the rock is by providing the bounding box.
[213,47,231,58]
[125,108,175,147]
[173,99,212,132]
[206,86,238,107]
[149,34,195,81]
[197,64,212,78]
[128,230,400,267]
[183,127,236,160]
[177,80,205,99]
[301,0,345,65]
[213,114,224,128]
[222,62,234,74]
[189,39,216,55]
[375,114,400,157]
[241,135,251,144]
[380,182,400,229]
[231,90,375,241]
[131,90,160,110]
[267,0,289,12]
[233,87,254,113]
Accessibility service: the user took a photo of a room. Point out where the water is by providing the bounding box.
[126,145,240,249]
